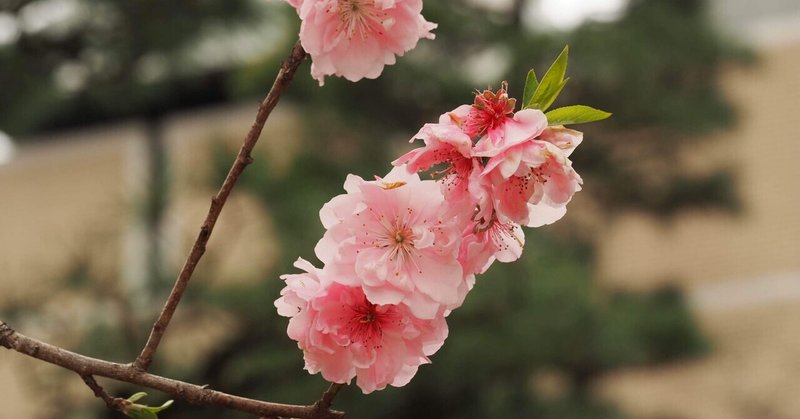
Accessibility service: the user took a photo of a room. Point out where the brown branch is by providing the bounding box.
[1,322,344,419]
[134,39,308,372]
[315,383,345,413]
[81,375,125,412]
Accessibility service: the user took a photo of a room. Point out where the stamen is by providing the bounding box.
[337,0,388,39]
[382,181,407,190]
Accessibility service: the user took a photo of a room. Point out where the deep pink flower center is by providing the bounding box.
[345,300,382,344]
[465,83,517,138]
[344,298,402,347]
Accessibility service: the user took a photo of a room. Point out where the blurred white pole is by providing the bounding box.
[0,131,16,166]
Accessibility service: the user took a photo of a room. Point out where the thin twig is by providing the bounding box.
[134,40,308,372]
[1,322,344,418]
[81,375,125,412]
[315,382,345,413]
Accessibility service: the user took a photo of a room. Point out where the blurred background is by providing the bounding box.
[0,0,798,418]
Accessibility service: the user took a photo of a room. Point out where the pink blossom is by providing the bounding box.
[276,258,448,393]
[285,0,437,85]
[462,84,548,156]
[315,167,469,319]
[392,84,583,230]
[482,138,582,227]
[471,108,548,157]
[462,83,516,140]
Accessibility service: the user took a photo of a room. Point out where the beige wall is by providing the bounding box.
[0,103,298,419]
[596,41,800,419]
[597,42,800,291]
[0,125,134,306]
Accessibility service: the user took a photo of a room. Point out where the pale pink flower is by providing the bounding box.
[276,258,448,393]
[285,0,437,85]
[315,167,469,319]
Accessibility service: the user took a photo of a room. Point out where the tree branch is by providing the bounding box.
[81,375,125,412]
[0,322,344,419]
[316,383,345,413]
[134,39,308,372]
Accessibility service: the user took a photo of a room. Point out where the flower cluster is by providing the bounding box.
[275,15,609,390]
[394,82,584,274]
[275,75,602,392]
[276,168,470,393]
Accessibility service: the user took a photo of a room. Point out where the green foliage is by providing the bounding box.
[522,69,539,110]
[545,105,612,126]
[0,0,268,137]
[122,393,173,419]
[522,46,611,126]
[524,46,570,111]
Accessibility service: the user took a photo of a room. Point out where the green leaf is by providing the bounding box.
[522,69,538,109]
[526,46,570,111]
[122,393,174,419]
[148,400,174,413]
[545,105,612,126]
[126,392,148,403]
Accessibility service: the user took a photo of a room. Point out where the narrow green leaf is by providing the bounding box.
[147,400,174,413]
[126,392,148,403]
[122,393,173,418]
[526,46,570,111]
[522,69,538,108]
[545,105,612,126]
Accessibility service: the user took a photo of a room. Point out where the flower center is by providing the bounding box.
[360,310,376,324]
[387,225,414,251]
[336,0,389,39]
[465,82,517,138]
[345,298,385,346]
